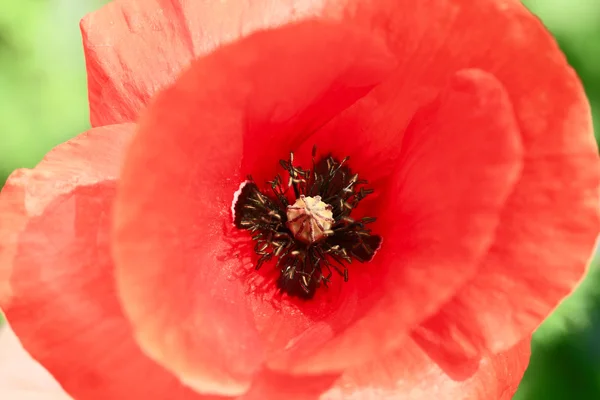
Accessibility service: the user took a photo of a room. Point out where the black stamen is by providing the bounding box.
[233,149,382,299]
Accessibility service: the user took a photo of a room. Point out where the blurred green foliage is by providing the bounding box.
[0,0,104,182]
[525,0,600,145]
[516,1,600,399]
[0,1,598,399]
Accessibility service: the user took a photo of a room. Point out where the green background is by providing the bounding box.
[0,1,598,398]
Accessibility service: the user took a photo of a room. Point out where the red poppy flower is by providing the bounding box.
[1,0,599,399]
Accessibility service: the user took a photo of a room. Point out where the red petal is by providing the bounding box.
[0,124,132,302]
[242,370,339,400]
[0,126,206,400]
[112,20,395,396]
[412,146,600,373]
[308,0,599,369]
[321,337,531,400]
[81,0,328,127]
[313,0,595,179]
[1,317,335,400]
[326,0,600,365]
[282,69,523,374]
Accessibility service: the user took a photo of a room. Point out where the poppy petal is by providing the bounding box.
[242,370,339,400]
[321,337,531,400]
[0,125,207,400]
[309,0,599,369]
[279,69,523,374]
[336,0,600,366]
[0,124,132,303]
[81,0,328,127]
[411,145,600,374]
[112,20,395,396]
[313,0,594,181]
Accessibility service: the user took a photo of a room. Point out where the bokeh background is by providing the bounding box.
[0,0,598,399]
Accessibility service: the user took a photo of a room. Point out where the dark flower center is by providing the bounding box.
[233,146,382,299]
